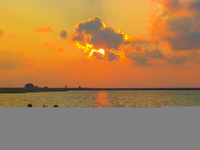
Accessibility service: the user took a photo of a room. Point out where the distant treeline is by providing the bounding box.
[1,87,200,93]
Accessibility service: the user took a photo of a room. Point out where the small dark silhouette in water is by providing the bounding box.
[53,104,58,107]
[43,104,48,107]
[28,104,32,107]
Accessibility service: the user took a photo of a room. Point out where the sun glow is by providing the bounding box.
[74,40,105,59]
[75,42,93,53]
[98,49,105,55]
[88,48,105,58]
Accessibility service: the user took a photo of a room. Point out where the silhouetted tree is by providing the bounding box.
[25,83,34,88]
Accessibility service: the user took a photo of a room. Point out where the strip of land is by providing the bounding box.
[1,88,200,93]
[0,88,67,93]
[67,88,200,90]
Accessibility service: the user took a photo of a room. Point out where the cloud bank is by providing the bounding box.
[71,1,200,66]
[145,0,200,65]
[149,0,200,51]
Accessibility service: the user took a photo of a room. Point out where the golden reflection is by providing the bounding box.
[95,91,110,107]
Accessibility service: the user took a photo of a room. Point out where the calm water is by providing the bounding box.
[0,90,200,107]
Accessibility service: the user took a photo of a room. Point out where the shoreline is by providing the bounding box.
[1,87,200,93]
[0,88,67,93]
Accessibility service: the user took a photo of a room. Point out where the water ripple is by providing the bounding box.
[0,90,200,107]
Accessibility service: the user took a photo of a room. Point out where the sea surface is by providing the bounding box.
[0,90,200,107]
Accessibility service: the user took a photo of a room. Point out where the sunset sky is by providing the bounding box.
[1,0,200,88]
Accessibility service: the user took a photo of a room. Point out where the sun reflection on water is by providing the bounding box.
[95,91,110,107]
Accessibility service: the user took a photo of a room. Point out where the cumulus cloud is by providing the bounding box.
[60,30,67,38]
[36,26,54,33]
[70,17,137,62]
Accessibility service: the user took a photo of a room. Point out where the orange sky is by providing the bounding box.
[1,0,200,88]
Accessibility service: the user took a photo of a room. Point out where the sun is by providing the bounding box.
[88,48,105,58]
[98,49,105,55]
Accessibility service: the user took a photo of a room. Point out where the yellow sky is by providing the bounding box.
[1,0,200,88]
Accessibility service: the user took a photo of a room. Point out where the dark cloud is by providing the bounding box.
[76,17,103,33]
[188,0,200,11]
[165,51,200,65]
[167,32,200,50]
[126,49,165,66]
[107,52,118,61]
[92,52,104,60]
[60,30,67,38]
[166,56,189,65]
[166,16,200,50]
[164,0,181,12]
[90,27,125,50]
[71,17,131,61]
[129,54,151,66]
[150,0,200,51]
[134,58,151,66]
[145,49,165,59]
[71,17,128,51]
